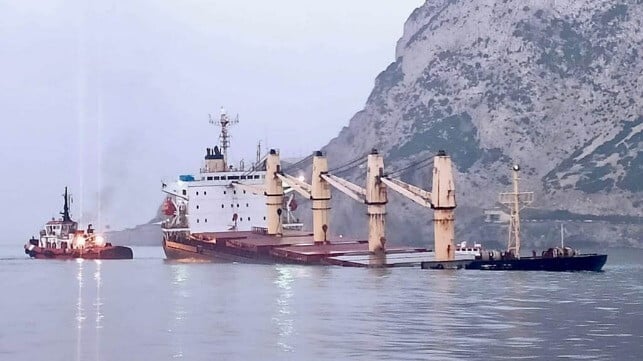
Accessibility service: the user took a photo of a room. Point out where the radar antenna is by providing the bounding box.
[499,164,534,258]
[209,106,239,168]
[256,141,262,165]
[60,187,73,222]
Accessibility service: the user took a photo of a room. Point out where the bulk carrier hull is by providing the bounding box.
[162,231,431,266]
[163,238,272,263]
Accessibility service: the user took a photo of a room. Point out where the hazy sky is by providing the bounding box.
[0,0,423,242]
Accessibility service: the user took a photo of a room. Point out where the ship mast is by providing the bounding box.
[499,165,533,257]
[209,107,239,169]
[256,141,261,166]
[61,187,72,222]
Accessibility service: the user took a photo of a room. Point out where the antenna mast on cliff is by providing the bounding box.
[209,107,239,168]
[499,165,534,258]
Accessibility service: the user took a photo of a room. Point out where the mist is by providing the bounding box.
[0,0,423,243]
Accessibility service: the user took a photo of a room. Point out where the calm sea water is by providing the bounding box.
[0,245,641,361]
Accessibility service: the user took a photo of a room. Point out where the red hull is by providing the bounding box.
[163,230,427,266]
[26,245,133,260]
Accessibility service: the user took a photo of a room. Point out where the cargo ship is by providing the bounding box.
[24,188,133,260]
[422,165,608,271]
[161,108,466,266]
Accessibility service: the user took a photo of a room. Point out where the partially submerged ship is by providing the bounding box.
[24,188,133,260]
[162,108,605,270]
[161,108,463,266]
[423,165,607,271]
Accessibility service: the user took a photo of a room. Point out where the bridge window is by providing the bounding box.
[233,190,237,194]
[221,204,224,208]
[196,191,199,196]
[196,219,200,223]
[204,191,207,195]
[207,177,213,181]
[223,191,226,195]
[196,205,200,209]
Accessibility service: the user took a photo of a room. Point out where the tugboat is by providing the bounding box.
[464,165,607,272]
[24,187,133,260]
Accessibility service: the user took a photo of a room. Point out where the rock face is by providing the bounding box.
[320,0,643,248]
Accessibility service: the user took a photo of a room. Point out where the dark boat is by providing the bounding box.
[24,187,133,260]
[460,165,607,272]
[464,250,607,272]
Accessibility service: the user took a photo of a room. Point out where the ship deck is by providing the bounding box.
[327,252,475,268]
[169,230,438,267]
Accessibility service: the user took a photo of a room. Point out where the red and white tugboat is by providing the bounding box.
[24,187,133,260]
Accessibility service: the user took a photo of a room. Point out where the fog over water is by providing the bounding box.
[0,0,422,242]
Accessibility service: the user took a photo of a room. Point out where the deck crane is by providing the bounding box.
[261,148,457,262]
[380,150,457,261]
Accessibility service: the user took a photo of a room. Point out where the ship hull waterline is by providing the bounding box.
[162,232,435,267]
[163,239,273,263]
[25,246,134,260]
[461,254,607,272]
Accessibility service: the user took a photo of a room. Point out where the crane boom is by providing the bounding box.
[321,174,365,203]
[276,174,312,199]
[380,177,433,208]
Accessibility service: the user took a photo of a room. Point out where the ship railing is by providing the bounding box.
[252,226,268,235]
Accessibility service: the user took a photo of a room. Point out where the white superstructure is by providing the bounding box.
[161,109,300,237]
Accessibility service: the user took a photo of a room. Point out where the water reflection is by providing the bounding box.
[170,264,190,359]
[368,252,387,268]
[272,265,295,353]
[367,264,391,278]
[74,259,104,361]
[93,260,102,361]
[427,271,455,354]
[75,259,85,361]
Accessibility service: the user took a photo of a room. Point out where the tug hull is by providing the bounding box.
[25,245,133,260]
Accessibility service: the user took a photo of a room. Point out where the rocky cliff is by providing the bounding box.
[320,0,643,248]
[114,0,642,249]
